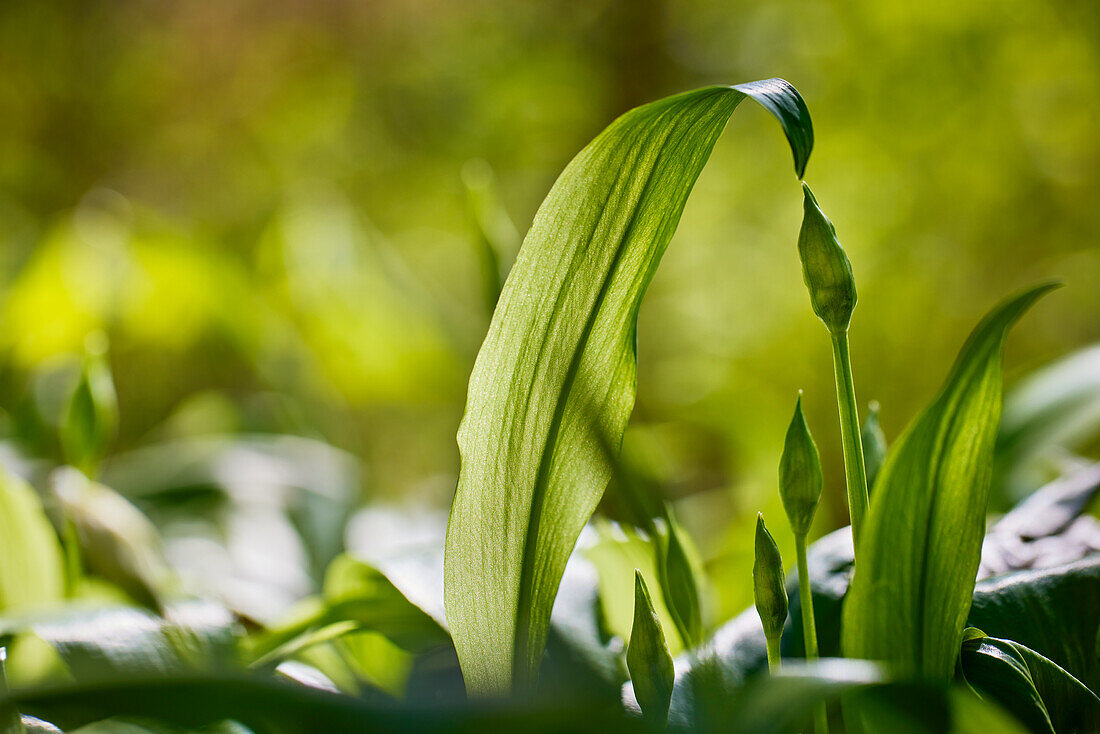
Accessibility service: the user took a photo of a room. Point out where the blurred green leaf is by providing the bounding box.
[0,600,237,681]
[995,343,1100,501]
[979,463,1100,579]
[843,284,1056,681]
[861,402,887,491]
[444,78,812,695]
[59,334,118,476]
[959,630,1100,734]
[4,673,644,734]
[661,511,704,650]
[0,464,65,613]
[626,571,674,727]
[48,468,174,611]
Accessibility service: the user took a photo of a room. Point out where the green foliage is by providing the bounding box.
[860,402,887,491]
[779,393,823,537]
[60,334,118,476]
[960,629,1100,734]
[626,572,674,727]
[844,284,1056,682]
[443,79,812,695]
[661,510,704,650]
[0,467,65,614]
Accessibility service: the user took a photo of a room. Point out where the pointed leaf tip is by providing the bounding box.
[733,78,814,179]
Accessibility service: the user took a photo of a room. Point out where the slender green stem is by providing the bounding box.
[829,331,869,549]
[796,536,829,734]
[765,635,782,673]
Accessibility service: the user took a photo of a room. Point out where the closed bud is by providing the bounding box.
[798,183,856,333]
[779,393,823,537]
[861,400,887,490]
[753,513,788,640]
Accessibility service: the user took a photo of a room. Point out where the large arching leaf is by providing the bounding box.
[443,79,813,695]
[843,284,1055,682]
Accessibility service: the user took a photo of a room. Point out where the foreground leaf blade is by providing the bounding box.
[842,284,1056,681]
[444,79,813,694]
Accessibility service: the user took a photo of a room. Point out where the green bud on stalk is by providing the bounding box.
[798,183,856,334]
[753,513,787,672]
[779,394,823,537]
[861,401,887,491]
[627,571,675,727]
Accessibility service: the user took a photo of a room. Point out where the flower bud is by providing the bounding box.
[753,513,788,640]
[861,400,887,490]
[779,393,823,537]
[798,183,856,333]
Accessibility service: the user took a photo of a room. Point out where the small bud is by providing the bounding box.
[779,393,823,537]
[861,401,887,490]
[798,183,856,333]
[627,570,675,726]
[753,513,788,641]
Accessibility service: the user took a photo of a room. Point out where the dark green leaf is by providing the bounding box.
[443,79,813,694]
[960,631,1100,734]
[627,571,674,726]
[967,557,1100,696]
[5,673,644,734]
[843,284,1056,681]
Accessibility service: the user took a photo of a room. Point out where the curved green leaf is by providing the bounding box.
[0,601,237,680]
[0,465,65,614]
[843,284,1056,682]
[960,632,1100,734]
[967,557,1100,696]
[444,78,813,695]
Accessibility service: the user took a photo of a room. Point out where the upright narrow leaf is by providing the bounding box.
[627,571,674,727]
[842,284,1057,682]
[661,510,704,649]
[444,79,813,695]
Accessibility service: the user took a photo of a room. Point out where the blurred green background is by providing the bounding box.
[1,0,1098,624]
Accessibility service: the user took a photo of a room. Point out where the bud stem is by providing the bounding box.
[765,635,782,673]
[795,535,829,734]
[829,331,869,549]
